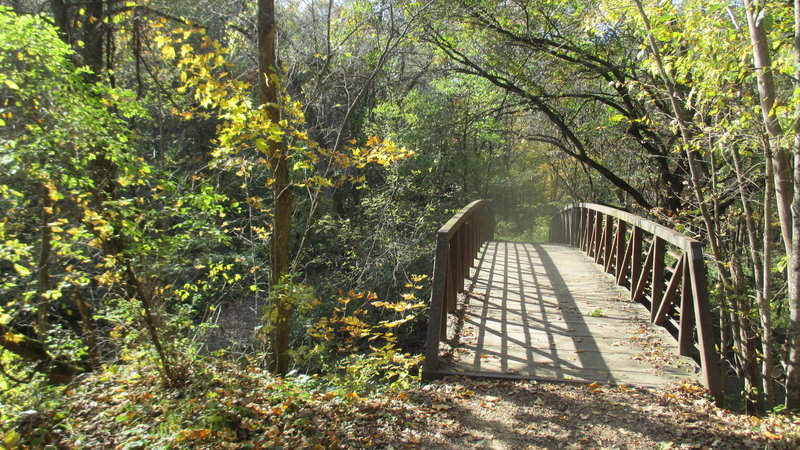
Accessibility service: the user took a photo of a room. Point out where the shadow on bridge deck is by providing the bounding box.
[442,241,698,386]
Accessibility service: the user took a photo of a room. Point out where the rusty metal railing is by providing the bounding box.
[550,203,721,399]
[422,200,492,378]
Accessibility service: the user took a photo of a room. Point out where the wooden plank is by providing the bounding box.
[550,204,721,400]
[591,211,602,259]
[465,220,473,270]
[425,200,491,378]
[570,209,577,247]
[582,209,592,252]
[455,228,465,293]
[650,238,666,323]
[423,232,450,374]
[594,212,605,264]
[632,238,655,303]
[602,214,614,267]
[446,246,456,313]
[436,200,488,239]
[471,218,480,267]
[654,255,684,325]
[616,225,634,286]
[678,259,695,356]
[687,242,722,400]
[629,227,643,294]
[600,216,613,272]
[444,242,699,388]
[613,221,627,278]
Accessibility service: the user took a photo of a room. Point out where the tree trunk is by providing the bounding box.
[762,139,777,406]
[124,263,174,383]
[731,144,775,406]
[744,0,794,257]
[0,324,82,384]
[785,0,800,409]
[732,255,764,412]
[48,0,71,45]
[789,119,800,408]
[37,185,52,347]
[258,0,294,375]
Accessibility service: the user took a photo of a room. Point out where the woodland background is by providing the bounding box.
[2,0,800,445]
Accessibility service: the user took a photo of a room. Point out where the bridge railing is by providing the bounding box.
[550,203,721,397]
[423,200,492,377]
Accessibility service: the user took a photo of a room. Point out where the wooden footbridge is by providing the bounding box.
[423,201,722,400]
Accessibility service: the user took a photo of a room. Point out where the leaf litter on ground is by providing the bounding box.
[6,362,800,449]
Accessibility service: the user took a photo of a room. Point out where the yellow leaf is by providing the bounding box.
[3,331,25,343]
[180,44,192,57]
[161,45,176,60]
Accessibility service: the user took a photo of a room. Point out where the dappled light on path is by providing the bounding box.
[444,241,697,386]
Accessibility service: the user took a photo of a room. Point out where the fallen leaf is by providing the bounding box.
[763,431,783,440]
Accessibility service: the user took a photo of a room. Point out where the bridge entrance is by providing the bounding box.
[423,201,721,400]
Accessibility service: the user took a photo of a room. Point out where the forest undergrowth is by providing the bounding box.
[4,358,800,449]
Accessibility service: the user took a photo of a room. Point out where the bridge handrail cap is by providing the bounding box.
[559,202,700,252]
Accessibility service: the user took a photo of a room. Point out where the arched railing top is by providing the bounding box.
[556,203,698,250]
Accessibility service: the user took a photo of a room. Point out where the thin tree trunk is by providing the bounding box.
[789,120,800,408]
[48,0,71,45]
[732,252,764,412]
[633,0,730,403]
[37,185,52,346]
[744,0,794,257]
[124,263,174,383]
[719,301,730,401]
[785,0,800,409]
[73,290,99,368]
[258,0,294,375]
[632,0,730,284]
[731,144,775,406]
[763,138,777,406]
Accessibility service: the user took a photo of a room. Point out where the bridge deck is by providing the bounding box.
[441,241,698,386]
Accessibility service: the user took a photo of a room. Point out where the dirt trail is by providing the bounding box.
[404,377,798,449]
